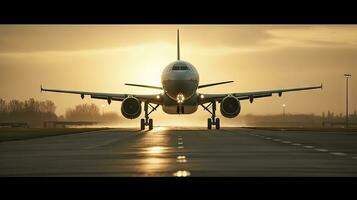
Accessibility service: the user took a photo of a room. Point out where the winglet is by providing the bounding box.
[320,83,323,90]
[40,84,43,92]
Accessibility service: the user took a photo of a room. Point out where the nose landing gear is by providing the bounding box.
[201,101,220,130]
[140,102,159,130]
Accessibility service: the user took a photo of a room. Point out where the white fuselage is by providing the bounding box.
[161,60,200,114]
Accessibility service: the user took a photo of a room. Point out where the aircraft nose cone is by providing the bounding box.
[163,80,197,102]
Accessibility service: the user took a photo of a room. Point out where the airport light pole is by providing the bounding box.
[344,74,352,128]
[282,104,286,120]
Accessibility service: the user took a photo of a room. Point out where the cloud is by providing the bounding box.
[263,26,357,49]
[1,25,357,58]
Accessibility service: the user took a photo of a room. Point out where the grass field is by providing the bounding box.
[0,128,108,142]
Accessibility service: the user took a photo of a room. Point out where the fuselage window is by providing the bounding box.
[172,66,180,70]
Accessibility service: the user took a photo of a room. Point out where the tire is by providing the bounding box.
[140,119,145,130]
[207,118,212,130]
[149,118,153,130]
[216,118,220,129]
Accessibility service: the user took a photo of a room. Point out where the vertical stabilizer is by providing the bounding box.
[177,29,180,60]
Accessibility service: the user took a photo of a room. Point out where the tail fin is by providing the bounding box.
[177,29,180,60]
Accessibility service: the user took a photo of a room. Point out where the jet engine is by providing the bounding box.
[220,96,241,118]
[121,96,142,119]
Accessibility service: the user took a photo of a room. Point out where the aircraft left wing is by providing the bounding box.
[199,84,323,104]
[40,86,163,105]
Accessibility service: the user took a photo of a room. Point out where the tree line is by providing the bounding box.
[0,98,120,127]
[65,103,120,123]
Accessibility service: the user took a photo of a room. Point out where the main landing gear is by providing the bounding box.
[200,101,220,130]
[140,102,159,130]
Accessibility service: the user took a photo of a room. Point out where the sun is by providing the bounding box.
[135,43,174,91]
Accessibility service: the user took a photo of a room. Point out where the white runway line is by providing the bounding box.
[176,155,187,163]
[173,170,191,177]
[330,152,347,156]
[303,145,314,149]
[291,143,301,146]
[273,139,281,141]
[352,157,357,159]
[282,141,292,144]
[315,148,329,152]
[178,137,184,149]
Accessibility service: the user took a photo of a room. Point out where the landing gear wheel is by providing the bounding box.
[202,101,220,130]
[216,118,220,129]
[208,118,212,130]
[140,119,145,130]
[149,118,153,130]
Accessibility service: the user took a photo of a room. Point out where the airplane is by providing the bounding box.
[41,29,322,130]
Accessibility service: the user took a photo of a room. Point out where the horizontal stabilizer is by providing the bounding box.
[198,81,234,89]
[125,83,163,90]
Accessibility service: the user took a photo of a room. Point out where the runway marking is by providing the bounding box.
[315,148,329,152]
[177,155,186,159]
[330,152,346,156]
[242,131,346,159]
[178,142,183,145]
[352,157,357,159]
[176,155,187,163]
[173,170,191,177]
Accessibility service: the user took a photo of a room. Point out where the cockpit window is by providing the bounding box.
[180,66,188,70]
[172,65,189,71]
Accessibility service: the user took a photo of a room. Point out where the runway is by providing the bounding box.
[1,127,357,176]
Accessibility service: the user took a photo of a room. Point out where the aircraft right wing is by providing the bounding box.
[199,84,323,104]
[40,86,163,105]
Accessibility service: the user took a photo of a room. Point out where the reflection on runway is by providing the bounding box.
[140,127,173,176]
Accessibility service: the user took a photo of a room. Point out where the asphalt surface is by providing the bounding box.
[1,127,357,176]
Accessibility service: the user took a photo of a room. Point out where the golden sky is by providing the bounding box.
[0,25,356,126]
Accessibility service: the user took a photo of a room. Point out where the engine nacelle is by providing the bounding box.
[121,96,142,119]
[220,96,241,118]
